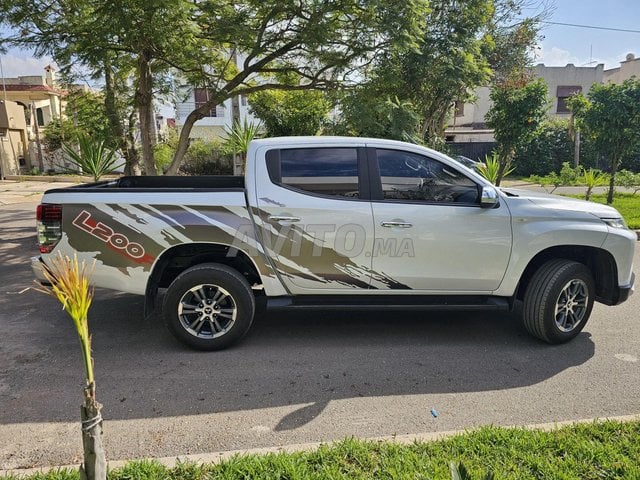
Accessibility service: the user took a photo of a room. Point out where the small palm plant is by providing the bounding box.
[223,119,262,174]
[450,462,494,480]
[36,253,106,480]
[582,167,607,201]
[477,152,514,185]
[62,135,123,182]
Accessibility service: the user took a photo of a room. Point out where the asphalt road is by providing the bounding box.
[1,200,639,470]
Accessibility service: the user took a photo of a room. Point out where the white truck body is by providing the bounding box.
[33,137,635,349]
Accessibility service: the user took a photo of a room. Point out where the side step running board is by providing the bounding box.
[266,295,511,312]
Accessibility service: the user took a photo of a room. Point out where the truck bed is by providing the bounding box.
[50,175,245,192]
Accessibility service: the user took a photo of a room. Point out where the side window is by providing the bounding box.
[277,148,360,198]
[377,149,479,204]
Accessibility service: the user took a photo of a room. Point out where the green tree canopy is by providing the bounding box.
[486,77,548,185]
[1,0,427,175]
[43,89,113,152]
[249,89,331,137]
[569,79,640,203]
[331,0,542,146]
[0,0,193,175]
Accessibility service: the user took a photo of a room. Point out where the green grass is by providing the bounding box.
[565,193,640,229]
[4,420,640,479]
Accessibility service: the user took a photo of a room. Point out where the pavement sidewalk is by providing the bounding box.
[2,414,638,477]
[0,179,80,206]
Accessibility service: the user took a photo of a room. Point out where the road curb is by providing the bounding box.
[3,414,639,477]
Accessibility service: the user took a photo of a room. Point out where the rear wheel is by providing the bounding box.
[163,263,255,350]
[522,259,594,344]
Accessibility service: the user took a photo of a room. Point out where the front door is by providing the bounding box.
[369,147,512,292]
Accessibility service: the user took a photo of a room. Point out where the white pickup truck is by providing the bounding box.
[33,137,635,350]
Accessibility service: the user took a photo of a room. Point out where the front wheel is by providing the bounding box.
[522,259,595,344]
[163,263,255,350]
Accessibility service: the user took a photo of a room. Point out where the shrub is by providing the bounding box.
[61,135,123,181]
[513,119,600,176]
[179,139,233,176]
[616,169,640,194]
[477,152,513,184]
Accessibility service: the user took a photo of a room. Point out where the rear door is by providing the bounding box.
[252,143,375,293]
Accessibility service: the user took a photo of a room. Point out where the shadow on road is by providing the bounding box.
[0,206,595,428]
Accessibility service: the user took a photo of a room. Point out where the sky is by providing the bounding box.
[532,0,640,68]
[1,1,638,79]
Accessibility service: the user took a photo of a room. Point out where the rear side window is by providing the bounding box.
[275,148,360,198]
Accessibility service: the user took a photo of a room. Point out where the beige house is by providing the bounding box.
[604,53,640,83]
[0,66,64,174]
[445,59,611,160]
[0,100,30,176]
[534,62,604,117]
[1,66,62,128]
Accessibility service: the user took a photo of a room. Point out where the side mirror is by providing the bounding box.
[480,186,499,208]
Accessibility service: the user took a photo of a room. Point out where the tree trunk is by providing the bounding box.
[125,112,141,175]
[166,108,205,175]
[104,60,140,176]
[607,157,618,205]
[79,385,106,480]
[494,147,515,186]
[135,53,157,175]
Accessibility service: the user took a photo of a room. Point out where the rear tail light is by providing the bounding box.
[36,204,62,253]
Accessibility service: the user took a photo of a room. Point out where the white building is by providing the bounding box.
[174,88,256,141]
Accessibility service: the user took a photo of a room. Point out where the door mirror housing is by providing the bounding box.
[480,186,500,208]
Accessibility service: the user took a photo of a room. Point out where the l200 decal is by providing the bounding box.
[72,210,151,262]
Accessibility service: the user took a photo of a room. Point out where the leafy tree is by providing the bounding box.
[334,0,495,144]
[103,55,141,176]
[2,0,427,174]
[163,0,428,174]
[569,80,640,204]
[513,119,572,176]
[0,0,196,175]
[331,1,543,145]
[486,78,548,185]
[330,90,422,142]
[249,89,330,137]
[43,89,113,151]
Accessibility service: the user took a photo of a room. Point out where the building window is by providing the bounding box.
[454,100,465,117]
[240,94,248,107]
[556,86,582,113]
[36,107,45,127]
[194,88,217,117]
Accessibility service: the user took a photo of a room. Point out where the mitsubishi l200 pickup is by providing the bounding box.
[33,137,635,350]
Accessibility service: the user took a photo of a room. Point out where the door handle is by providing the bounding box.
[268,215,301,223]
[381,221,413,228]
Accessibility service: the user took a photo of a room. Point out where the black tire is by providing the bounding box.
[163,263,255,350]
[522,259,595,344]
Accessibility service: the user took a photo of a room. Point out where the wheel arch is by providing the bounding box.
[144,243,264,317]
[516,245,618,305]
